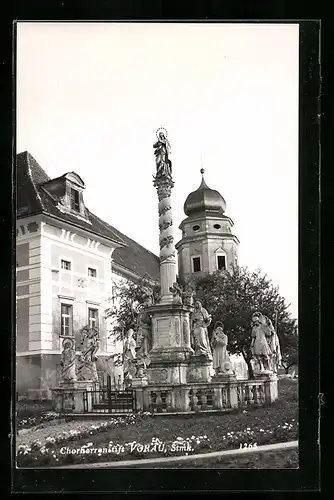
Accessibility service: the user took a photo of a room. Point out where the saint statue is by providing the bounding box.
[210,322,234,376]
[123,329,137,380]
[250,312,273,373]
[170,282,183,304]
[191,300,213,359]
[134,293,153,376]
[60,337,77,383]
[153,129,172,177]
[77,326,100,382]
[265,316,282,373]
[183,287,195,307]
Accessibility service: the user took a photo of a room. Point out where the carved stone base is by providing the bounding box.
[147,362,188,385]
[254,373,278,402]
[187,357,213,383]
[255,369,274,377]
[211,373,237,383]
[148,346,194,363]
[131,377,148,388]
[52,380,96,413]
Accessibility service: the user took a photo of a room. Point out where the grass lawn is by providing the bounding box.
[147,449,299,469]
[17,379,298,468]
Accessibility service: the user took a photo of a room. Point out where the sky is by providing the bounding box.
[16,22,299,319]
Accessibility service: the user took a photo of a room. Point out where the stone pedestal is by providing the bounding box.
[131,377,149,411]
[52,380,95,413]
[261,373,278,402]
[211,373,237,383]
[146,303,194,386]
[187,356,213,383]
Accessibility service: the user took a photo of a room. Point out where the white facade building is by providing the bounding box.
[16,152,159,399]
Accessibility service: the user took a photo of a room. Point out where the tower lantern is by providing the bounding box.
[175,169,239,284]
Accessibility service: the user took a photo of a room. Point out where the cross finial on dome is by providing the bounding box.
[200,151,205,177]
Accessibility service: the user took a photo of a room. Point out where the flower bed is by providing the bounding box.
[16,380,298,468]
[17,412,64,431]
[17,412,298,467]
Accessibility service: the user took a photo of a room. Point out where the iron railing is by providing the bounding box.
[83,375,136,413]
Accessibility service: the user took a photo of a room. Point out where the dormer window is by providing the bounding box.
[41,171,89,221]
[70,188,80,212]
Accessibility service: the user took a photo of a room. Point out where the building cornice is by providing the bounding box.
[40,213,126,250]
[179,214,235,229]
[175,233,240,249]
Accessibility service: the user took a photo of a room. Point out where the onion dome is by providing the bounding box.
[184,168,226,216]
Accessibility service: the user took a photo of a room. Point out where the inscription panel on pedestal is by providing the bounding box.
[149,368,168,383]
[156,318,171,347]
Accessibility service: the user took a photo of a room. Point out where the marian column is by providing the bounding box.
[153,128,177,304]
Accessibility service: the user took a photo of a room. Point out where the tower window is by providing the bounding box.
[70,188,80,212]
[192,225,200,231]
[213,224,221,229]
[217,255,226,271]
[192,257,201,273]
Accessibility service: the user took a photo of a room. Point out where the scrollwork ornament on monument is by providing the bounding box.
[160,251,176,262]
[159,205,172,216]
[159,219,173,231]
[156,184,174,201]
[160,235,174,249]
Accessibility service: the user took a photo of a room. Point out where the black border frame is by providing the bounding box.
[7,14,321,494]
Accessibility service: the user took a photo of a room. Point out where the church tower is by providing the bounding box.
[175,169,239,284]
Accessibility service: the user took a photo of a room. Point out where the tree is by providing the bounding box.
[104,267,298,380]
[186,267,298,379]
[104,274,160,344]
[280,332,298,374]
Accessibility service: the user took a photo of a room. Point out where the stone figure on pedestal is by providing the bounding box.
[153,128,172,177]
[123,329,137,380]
[135,297,153,377]
[191,300,213,360]
[265,316,282,373]
[170,282,183,304]
[77,326,100,382]
[183,287,195,306]
[210,322,234,375]
[250,312,273,373]
[60,337,77,383]
[141,286,154,306]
